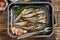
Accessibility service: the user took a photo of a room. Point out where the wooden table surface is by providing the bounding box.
[0,0,60,40]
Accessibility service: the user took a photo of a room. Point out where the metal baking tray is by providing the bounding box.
[8,2,54,39]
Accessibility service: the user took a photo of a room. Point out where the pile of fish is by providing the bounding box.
[11,7,47,35]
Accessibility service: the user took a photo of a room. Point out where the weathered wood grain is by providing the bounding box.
[52,0,60,11]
